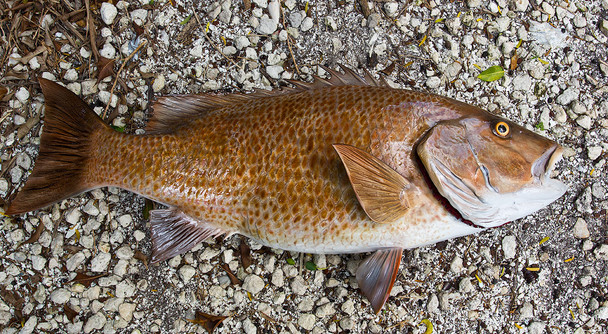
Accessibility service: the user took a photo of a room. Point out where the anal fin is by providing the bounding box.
[150,209,224,263]
[356,248,403,314]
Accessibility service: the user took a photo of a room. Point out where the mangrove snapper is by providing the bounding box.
[6,67,567,312]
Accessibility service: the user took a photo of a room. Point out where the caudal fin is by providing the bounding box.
[6,78,109,215]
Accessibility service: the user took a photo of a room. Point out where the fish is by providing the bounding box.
[5,67,567,313]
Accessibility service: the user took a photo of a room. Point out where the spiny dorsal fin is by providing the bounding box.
[356,248,403,314]
[150,209,225,263]
[146,65,387,134]
[333,144,411,224]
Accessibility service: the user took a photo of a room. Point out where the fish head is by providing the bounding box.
[417,115,567,228]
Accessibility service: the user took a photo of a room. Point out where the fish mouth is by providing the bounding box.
[532,144,563,180]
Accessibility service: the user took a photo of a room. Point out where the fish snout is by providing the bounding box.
[532,144,563,180]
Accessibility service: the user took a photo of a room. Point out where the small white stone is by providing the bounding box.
[21,316,37,334]
[179,265,196,283]
[131,9,148,26]
[119,303,136,322]
[243,318,257,334]
[528,322,546,334]
[84,312,106,333]
[427,293,439,313]
[576,115,592,130]
[384,2,399,17]
[315,302,335,318]
[268,0,280,24]
[29,57,40,70]
[556,87,580,106]
[266,65,284,79]
[223,45,237,56]
[298,313,316,330]
[242,275,265,294]
[301,17,313,32]
[50,288,71,304]
[90,252,111,272]
[235,36,250,50]
[100,2,118,25]
[595,306,608,320]
[65,208,82,225]
[502,235,517,259]
[31,255,47,271]
[257,15,277,35]
[573,218,590,239]
[426,76,441,89]
[66,252,86,271]
[594,244,608,261]
[83,200,100,216]
[513,0,529,11]
[16,153,31,170]
[512,75,532,91]
[588,146,602,160]
[117,214,132,227]
[116,280,136,298]
[190,44,203,58]
[116,246,134,260]
[15,87,30,103]
[153,75,165,93]
[100,43,116,59]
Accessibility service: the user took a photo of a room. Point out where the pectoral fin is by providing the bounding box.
[150,209,225,263]
[356,248,403,314]
[333,144,410,223]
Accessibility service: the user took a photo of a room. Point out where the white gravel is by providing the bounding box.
[1,0,607,333]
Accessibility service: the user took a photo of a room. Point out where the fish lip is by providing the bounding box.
[532,144,563,179]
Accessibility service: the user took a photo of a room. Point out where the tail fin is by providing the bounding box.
[6,78,109,215]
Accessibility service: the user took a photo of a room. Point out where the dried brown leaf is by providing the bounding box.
[239,239,252,269]
[243,0,251,11]
[97,57,115,83]
[134,250,149,268]
[63,305,78,322]
[68,272,108,288]
[0,87,7,101]
[220,264,241,285]
[187,311,228,333]
[133,22,144,36]
[17,220,45,249]
[510,52,519,71]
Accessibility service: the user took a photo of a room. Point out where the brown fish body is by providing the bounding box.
[87,85,478,253]
[7,72,565,313]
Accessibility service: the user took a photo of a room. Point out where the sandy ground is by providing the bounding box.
[1,0,607,333]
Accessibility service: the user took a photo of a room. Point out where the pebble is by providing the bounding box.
[266,65,284,79]
[289,11,304,28]
[235,36,250,50]
[84,312,106,333]
[242,275,265,294]
[117,214,132,227]
[576,115,592,130]
[427,293,439,313]
[595,306,608,320]
[502,235,517,259]
[298,313,316,330]
[556,87,580,106]
[573,218,590,239]
[243,318,257,334]
[528,321,546,334]
[66,252,86,271]
[301,17,313,32]
[513,0,529,11]
[116,280,136,298]
[131,9,148,26]
[16,153,31,170]
[257,15,277,35]
[21,316,37,334]
[271,268,284,286]
[592,183,606,200]
[459,278,474,293]
[315,302,335,318]
[15,87,30,103]
[594,244,608,261]
[31,255,47,271]
[153,75,165,93]
[426,76,441,89]
[576,187,593,214]
[10,166,22,183]
[291,275,307,295]
[512,75,532,91]
[179,265,196,283]
[100,2,117,25]
[587,146,602,160]
[83,200,99,216]
[65,208,82,225]
[90,252,111,272]
[384,2,399,17]
[519,302,534,320]
[100,43,116,59]
[116,246,134,260]
[50,288,71,304]
[119,303,136,322]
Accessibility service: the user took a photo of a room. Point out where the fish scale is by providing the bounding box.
[6,70,566,313]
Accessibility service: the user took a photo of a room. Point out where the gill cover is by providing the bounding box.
[417,117,567,227]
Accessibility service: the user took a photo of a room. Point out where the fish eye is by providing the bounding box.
[494,121,510,137]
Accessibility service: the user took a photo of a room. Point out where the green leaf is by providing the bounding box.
[477,65,504,82]
[535,122,545,131]
[110,125,125,132]
[286,258,295,265]
[181,14,192,25]
[305,261,318,271]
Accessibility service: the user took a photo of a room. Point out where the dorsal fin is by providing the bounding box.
[146,65,388,134]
